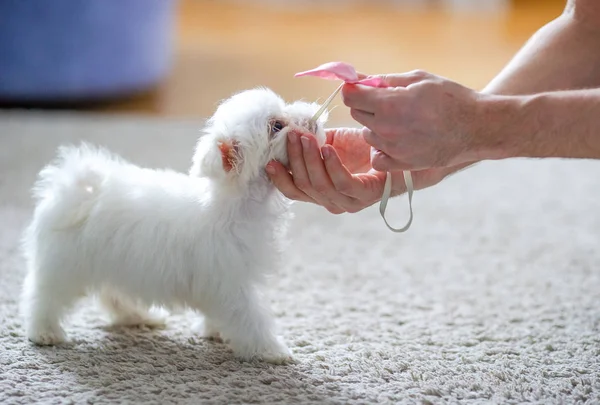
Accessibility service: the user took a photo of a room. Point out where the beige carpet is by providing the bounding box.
[1,110,599,404]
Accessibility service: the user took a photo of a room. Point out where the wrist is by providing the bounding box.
[469,93,535,161]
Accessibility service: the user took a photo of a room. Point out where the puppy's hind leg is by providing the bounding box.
[21,268,82,346]
[98,288,166,328]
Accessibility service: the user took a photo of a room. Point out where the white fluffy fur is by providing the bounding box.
[20,87,328,364]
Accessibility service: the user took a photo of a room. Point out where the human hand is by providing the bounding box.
[265,127,475,214]
[265,127,383,214]
[342,70,491,172]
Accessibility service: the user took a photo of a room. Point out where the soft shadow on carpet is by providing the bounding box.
[1,110,599,404]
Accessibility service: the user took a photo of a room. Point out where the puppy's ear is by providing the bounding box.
[217,140,241,172]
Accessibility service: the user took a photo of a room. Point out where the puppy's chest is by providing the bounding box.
[213,220,280,267]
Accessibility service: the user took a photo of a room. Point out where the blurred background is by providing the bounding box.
[0,0,565,127]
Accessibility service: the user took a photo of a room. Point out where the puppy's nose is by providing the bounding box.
[304,120,317,135]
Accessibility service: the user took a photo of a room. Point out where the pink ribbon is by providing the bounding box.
[295,62,386,88]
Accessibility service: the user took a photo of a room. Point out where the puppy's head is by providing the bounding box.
[191,87,328,185]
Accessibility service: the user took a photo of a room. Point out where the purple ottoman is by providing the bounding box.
[0,0,178,103]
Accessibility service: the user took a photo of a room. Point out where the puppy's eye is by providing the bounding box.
[270,120,284,134]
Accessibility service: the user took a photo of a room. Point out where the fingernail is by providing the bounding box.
[265,164,276,175]
[300,136,309,149]
[322,146,331,159]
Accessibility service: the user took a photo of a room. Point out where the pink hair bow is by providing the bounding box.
[295,61,386,88]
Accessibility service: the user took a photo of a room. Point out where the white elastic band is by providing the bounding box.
[379,170,414,233]
[311,82,344,122]
[311,84,415,233]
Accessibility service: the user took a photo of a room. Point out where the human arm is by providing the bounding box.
[344,76,600,171]
[266,0,600,210]
[479,0,600,159]
[345,0,600,172]
[478,89,600,161]
[484,0,600,95]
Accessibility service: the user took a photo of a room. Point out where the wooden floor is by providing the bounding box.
[93,0,564,125]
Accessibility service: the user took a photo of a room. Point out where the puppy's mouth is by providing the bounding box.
[298,119,318,136]
[267,118,321,171]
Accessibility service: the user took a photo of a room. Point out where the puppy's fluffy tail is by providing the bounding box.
[32,142,121,228]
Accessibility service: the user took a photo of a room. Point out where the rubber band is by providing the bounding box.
[311,83,344,121]
[379,170,414,233]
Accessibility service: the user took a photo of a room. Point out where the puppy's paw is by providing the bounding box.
[240,337,295,365]
[110,308,167,329]
[27,324,67,346]
[192,318,223,342]
[259,345,295,365]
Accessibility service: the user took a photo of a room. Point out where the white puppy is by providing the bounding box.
[20,88,328,364]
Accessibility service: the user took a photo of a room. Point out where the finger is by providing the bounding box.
[300,134,356,210]
[342,71,430,111]
[321,145,361,199]
[341,83,385,114]
[355,170,388,196]
[362,127,415,166]
[323,146,387,202]
[370,148,398,172]
[325,127,364,141]
[325,127,351,144]
[370,147,421,172]
[324,127,363,146]
[286,130,316,197]
[265,160,315,203]
[288,130,343,211]
[321,146,382,212]
[349,108,377,129]
[325,128,335,145]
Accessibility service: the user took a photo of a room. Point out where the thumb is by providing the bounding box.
[374,69,433,88]
[356,71,369,80]
[371,147,411,171]
[353,169,388,199]
[370,147,394,171]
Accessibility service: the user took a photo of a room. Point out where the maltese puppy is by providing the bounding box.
[20,88,328,364]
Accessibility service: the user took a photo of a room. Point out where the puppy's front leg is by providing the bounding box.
[98,288,166,328]
[208,286,293,364]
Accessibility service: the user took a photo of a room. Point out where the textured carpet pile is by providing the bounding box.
[0,110,599,404]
